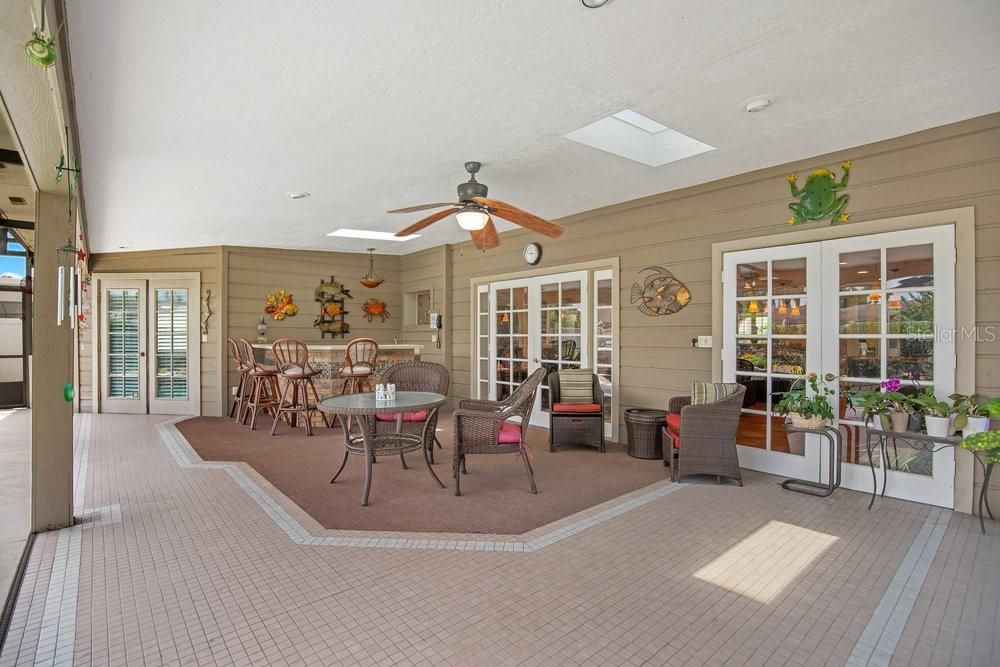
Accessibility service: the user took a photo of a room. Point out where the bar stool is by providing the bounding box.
[270,338,330,436]
[239,339,281,431]
[227,337,251,419]
[340,338,379,395]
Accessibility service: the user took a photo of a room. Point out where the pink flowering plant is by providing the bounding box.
[880,378,915,414]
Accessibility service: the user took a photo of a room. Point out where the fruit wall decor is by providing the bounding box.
[264,289,299,321]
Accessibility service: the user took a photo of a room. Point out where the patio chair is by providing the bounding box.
[373,361,450,465]
[663,383,746,485]
[227,337,251,419]
[547,370,605,453]
[269,338,331,436]
[452,367,545,496]
[238,339,281,431]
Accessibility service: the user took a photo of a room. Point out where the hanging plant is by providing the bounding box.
[264,289,298,321]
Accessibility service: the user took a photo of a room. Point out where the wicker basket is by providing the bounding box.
[790,413,825,429]
[625,409,667,459]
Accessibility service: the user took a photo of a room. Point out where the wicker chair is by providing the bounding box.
[452,367,545,496]
[227,337,251,419]
[341,338,379,394]
[547,371,605,453]
[373,361,450,465]
[663,385,746,485]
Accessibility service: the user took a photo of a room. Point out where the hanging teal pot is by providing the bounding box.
[63,382,75,403]
[25,31,56,69]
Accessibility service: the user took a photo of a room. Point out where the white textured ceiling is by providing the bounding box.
[67,0,1000,255]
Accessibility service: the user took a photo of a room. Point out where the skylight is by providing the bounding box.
[563,109,714,167]
[327,229,420,241]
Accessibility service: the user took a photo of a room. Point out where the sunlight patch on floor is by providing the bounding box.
[693,520,838,603]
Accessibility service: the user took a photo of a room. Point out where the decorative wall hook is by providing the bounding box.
[202,289,213,338]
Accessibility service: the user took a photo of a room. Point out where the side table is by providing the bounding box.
[781,424,843,497]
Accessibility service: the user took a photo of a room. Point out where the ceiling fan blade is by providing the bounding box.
[395,208,455,237]
[473,197,564,238]
[470,218,500,251]
[387,202,458,214]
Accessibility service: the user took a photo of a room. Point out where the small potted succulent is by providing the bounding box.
[775,372,837,429]
[951,394,1000,436]
[910,387,956,437]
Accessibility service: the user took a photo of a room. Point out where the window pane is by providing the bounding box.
[886,244,933,288]
[512,287,528,309]
[771,339,806,376]
[496,337,511,359]
[496,288,510,310]
[596,307,612,334]
[736,377,767,411]
[510,311,527,334]
[737,412,767,449]
[736,301,769,336]
[511,336,528,360]
[496,312,511,335]
[541,310,559,335]
[840,294,881,334]
[540,283,558,308]
[772,297,807,334]
[560,336,581,362]
[560,281,582,307]
[736,339,768,372]
[888,338,933,381]
[772,258,807,296]
[597,278,613,307]
[887,291,933,334]
[839,250,881,292]
[541,336,559,361]
[736,262,767,297]
[560,309,582,334]
[840,338,881,378]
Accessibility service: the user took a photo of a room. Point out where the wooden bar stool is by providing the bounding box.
[227,337,251,419]
[239,339,281,431]
[340,338,379,395]
[270,338,330,436]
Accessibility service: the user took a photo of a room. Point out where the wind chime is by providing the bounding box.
[54,131,83,402]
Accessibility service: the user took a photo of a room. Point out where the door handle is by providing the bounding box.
[140,352,146,357]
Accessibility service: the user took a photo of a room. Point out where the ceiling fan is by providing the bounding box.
[389,162,563,250]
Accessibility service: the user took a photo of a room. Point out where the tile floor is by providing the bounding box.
[0,414,996,666]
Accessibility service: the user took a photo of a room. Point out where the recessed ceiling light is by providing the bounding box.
[286,192,310,200]
[743,97,771,113]
[563,108,714,167]
[328,229,420,242]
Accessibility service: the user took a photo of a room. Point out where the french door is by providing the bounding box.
[98,275,200,415]
[484,271,589,426]
[723,225,956,507]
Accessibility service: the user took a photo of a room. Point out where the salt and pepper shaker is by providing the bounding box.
[375,383,386,401]
[387,383,396,400]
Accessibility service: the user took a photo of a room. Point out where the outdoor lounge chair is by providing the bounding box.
[547,370,605,452]
[663,383,746,485]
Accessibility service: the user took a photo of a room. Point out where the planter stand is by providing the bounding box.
[781,424,842,497]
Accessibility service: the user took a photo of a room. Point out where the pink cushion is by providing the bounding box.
[498,421,522,444]
[375,410,429,422]
[552,402,602,414]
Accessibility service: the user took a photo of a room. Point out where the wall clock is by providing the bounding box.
[522,242,542,266]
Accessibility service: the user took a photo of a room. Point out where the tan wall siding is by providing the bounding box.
[446,113,1000,502]
[223,247,402,409]
[399,246,448,369]
[89,247,224,416]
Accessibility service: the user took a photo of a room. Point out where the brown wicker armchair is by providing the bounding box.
[374,361,450,464]
[663,385,746,485]
[452,367,546,496]
[547,372,605,452]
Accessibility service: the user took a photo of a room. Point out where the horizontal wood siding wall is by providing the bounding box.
[399,246,448,368]
[445,113,1000,503]
[89,247,224,416]
[223,247,402,410]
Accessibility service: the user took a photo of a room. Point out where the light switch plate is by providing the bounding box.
[695,335,713,348]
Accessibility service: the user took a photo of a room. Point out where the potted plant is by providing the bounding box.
[774,372,837,429]
[911,387,956,437]
[951,394,1000,436]
[880,378,915,432]
[850,388,893,430]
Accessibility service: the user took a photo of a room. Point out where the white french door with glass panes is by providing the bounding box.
[723,225,956,507]
[485,271,589,427]
[97,274,200,415]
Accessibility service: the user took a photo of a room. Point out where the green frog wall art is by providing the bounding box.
[786,160,852,225]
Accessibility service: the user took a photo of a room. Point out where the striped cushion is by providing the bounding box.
[690,381,742,405]
[558,369,594,404]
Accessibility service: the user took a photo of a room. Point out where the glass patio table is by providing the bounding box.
[318,391,447,506]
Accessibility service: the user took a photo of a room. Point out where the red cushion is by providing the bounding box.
[552,402,602,414]
[374,410,429,422]
[665,413,682,448]
[498,421,522,444]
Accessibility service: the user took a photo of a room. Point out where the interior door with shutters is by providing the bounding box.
[101,280,147,413]
[148,278,199,415]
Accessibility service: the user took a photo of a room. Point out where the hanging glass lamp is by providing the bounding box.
[359,248,384,288]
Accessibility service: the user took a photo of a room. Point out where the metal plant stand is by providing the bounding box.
[781,425,842,497]
[864,428,993,534]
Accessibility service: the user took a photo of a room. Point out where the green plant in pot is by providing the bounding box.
[950,394,1000,436]
[850,388,893,431]
[910,387,957,437]
[960,430,1000,465]
[774,373,837,429]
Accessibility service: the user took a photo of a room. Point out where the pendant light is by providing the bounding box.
[359,248,385,288]
[747,299,760,314]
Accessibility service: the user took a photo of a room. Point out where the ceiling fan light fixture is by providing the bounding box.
[456,206,489,231]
